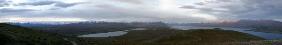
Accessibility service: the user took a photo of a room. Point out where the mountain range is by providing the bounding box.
[173,20,282,33]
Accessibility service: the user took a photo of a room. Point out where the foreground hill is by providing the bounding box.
[0,23,71,45]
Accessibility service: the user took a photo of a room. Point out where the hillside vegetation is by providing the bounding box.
[0,23,71,45]
[12,22,170,36]
[2,23,281,45]
[81,29,265,45]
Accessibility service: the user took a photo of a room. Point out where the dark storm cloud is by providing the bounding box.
[19,1,81,8]
[0,8,35,13]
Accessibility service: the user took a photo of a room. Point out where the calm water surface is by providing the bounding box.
[78,28,147,37]
[78,31,128,37]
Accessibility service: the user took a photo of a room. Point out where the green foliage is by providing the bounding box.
[109,29,263,45]
[13,22,170,36]
[0,23,71,45]
[79,29,265,45]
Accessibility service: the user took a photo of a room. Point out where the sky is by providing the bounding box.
[0,0,282,23]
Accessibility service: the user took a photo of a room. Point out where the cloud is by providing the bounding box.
[0,16,88,22]
[194,2,205,5]
[18,1,81,8]
[0,0,9,7]
[180,5,196,9]
[19,1,56,6]
[180,0,282,20]
[0,8,35,13]
[216,0,232,2]
[54,2,80,8]
[0,0,227,23]
[1,0,282,23]
[115,0,143,4]
[228,0,282,19]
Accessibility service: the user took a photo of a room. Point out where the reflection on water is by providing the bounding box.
[172,26,282,40]
[78,31,127,37]
[78,28,147,37]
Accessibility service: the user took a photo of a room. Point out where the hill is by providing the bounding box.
[82,29,265,45]
[0,23,71,45]
[11,22,170,36]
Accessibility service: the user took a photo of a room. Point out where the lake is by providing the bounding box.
[77,28,147,37]
[78,31,128,37]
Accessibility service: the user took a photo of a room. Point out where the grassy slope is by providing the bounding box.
[111,29,264,45]
[222,40,282,45]
[0,23,71,45]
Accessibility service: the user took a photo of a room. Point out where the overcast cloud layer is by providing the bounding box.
[0,0,282,23]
